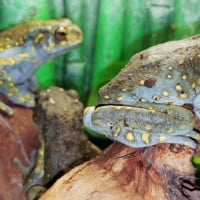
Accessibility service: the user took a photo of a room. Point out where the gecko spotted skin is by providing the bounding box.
[0,19,82,115]
[84,35,200,149]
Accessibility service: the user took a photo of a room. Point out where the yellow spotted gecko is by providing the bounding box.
[84,35,200,149]
[0,19,82,115]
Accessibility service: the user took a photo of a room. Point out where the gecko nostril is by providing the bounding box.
[180,90,185,94]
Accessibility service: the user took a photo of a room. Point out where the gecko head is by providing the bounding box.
[30,18,83,57]
[2,19,83,60]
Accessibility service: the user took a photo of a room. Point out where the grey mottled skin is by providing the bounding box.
[84,35,200,149]
[0,19,82,115]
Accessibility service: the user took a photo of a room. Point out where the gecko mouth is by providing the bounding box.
[48,41,82,55]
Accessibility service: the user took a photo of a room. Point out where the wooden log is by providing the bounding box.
[39,141,200,200]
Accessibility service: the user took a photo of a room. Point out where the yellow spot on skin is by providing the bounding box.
[166,74,172,79]
[116,96,123,102]
[167,128,173,134]
[139,80,145,85]
[194,134,200,140]
[104,95,110,100]
[132,95,137,99]
[0,58,7,66]
[34,33,44,44]
[18,96,25,103]
[166,101,173,104]
[94,107,100,113]
[117,120,124,127]
[179,59,184,65]
[18,38,24,45]
[7,93,14,97]
[122,88,127,92]
[8,82,14,87]
[125,107,132,110]
[149,109,156,114]
[5,37,10,42]
[153,95,160,101]
[18,53,29,58]
[168,66,173,70]
[0,106,6,111]
[179,92,188,99]
[159,136,166,142]
[140,98,147,102]
[0,80,3,85]
[50,42,56,49]
[112,127,121,137]
[0,105,13,115]
[13,88,18,93]
[83,107,90,115]
[191,82,196,89]
[179,125,186,130]
[5,44,10,49]
[142,133,150,144]
[60,41,67,46]
[8,110,14,116]
[125,132,135,141]
[145,125,152,131]
[8,57,16,65]
[92,119,100,125]
[6,77,12,82]
[182,75,187,80]
[0,47,4,52]
[162,91,169,97]
[175,84,183,91]
[29,100,35,105]
[49,98,55,104]
[24,94,31,99]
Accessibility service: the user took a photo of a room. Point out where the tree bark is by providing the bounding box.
[39,141,200,200]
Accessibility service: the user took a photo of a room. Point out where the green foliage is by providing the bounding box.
[1,1,200,105]
[192,156,200,185]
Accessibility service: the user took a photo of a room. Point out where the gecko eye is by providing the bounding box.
[55,27,67,41]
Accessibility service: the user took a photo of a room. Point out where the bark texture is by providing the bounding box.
[39,142,200,200]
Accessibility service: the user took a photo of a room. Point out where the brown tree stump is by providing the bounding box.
[39,141,200,200]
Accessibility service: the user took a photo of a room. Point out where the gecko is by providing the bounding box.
[0,18,82,115]
[84,35,200,149]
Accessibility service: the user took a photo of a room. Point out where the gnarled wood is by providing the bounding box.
[39,142,200,200]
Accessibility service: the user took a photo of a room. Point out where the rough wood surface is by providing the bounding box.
[39,142,200,200]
